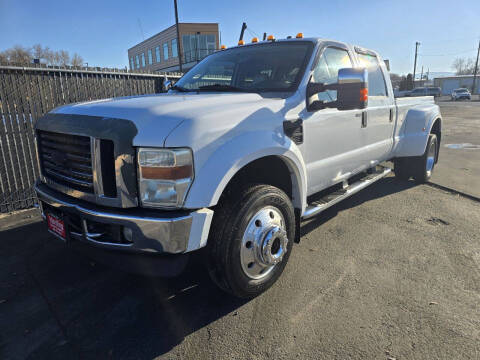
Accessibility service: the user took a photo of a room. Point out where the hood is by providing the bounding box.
[52,92,285,146]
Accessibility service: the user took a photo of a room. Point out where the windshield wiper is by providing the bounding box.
[170,85,189,92]
[198,84,252,92]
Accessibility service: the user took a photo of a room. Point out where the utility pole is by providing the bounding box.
[239,22,247,41]
[413,41,420,89]
[174,0,182,73]
[472,39,480,95]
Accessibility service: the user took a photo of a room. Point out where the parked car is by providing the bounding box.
[34,36,442,298]
[409,87,441,97]
[427,87,441,97]
[451,88,471,100]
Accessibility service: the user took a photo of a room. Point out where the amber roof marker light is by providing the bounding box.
[238,40,245,46]
[251,37,259,43]
[296,32,304,39]
[267,34,275,41]
[220,44,227,50]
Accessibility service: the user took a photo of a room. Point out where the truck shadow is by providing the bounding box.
[300,176,416,237]
[1,177,415,359]
[0,220,246,359]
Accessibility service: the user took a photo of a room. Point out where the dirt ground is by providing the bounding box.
[0,101,479,360]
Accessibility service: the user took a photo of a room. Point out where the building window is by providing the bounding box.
[182,34,217,63]
[130,57,134,70]
[148,49,153,65]
[135,55,140,69]
[155,46,161,62]
[171,39,178,58]
[163,43,169,61]
[141,53,146,67]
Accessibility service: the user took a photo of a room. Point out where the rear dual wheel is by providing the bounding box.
[394,133,438,183]
[207,184,295,298]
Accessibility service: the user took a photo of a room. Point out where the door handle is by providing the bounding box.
[389,108,394,122]
[361,111,367,128]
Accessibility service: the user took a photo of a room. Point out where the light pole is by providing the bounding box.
[472,39,480,95]
[195,31,200,63]
[413,42,420,89]
[174,0,182,73]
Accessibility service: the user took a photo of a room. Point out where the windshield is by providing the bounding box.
[456,89,468,93]
[174,41,314,93]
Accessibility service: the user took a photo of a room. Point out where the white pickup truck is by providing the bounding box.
[34,36,441,298]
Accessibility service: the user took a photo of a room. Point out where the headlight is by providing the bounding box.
[137,148,194,208]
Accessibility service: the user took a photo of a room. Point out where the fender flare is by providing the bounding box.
[395,105,442,158]
[184,132,308,213]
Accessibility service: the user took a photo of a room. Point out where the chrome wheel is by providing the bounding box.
[426,137,437,177]
[240,206,288,280]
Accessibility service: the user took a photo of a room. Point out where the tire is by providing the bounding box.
[412,134,438,183]
[394,133,438,183]
[207,184,295,298]
[394,158,411,181]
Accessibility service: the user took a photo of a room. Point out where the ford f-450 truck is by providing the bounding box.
[34,36,441,298]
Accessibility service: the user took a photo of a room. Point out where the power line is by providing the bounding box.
[417,36,480,46]
[419,49,477,57]
[246,27,260,39]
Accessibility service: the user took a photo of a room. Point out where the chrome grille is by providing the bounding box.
[37,131,94,193]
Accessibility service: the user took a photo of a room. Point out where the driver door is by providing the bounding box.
[301,45,368,196]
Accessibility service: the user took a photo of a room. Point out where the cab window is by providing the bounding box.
[356,53,388,96]
[311,47,353,103]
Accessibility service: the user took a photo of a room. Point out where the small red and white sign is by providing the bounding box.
[47,213,66,241]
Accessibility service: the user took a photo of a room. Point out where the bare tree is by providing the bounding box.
[452,57,475,75]
[50,51,61,66]
[32,44,43,60]
[0,45,32,65]
[1,45,85,67]
[32,44,52,64]
[0,52,7,64]
[58,50,70,66]
[71,53,84,67]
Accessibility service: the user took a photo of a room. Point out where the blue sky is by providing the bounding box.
[1,0,479,75]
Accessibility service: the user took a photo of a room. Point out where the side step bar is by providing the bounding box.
[302,166,392,220]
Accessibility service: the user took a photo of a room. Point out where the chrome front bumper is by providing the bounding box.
[35,182,213,254]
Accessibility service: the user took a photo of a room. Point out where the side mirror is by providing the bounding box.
[162,78,172,92]
[306,68,368,111]
[336,68,368,110]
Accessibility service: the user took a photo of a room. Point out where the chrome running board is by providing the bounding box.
[302,166,392,220]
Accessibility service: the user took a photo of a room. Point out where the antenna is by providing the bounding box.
[239,22,247,41]
[137,18,145,40]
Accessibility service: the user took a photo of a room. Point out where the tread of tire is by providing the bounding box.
[207,184,292,297]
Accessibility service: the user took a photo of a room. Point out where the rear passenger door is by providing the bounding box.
[355,51,395,163]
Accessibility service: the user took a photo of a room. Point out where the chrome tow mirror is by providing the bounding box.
[306,67,368,111]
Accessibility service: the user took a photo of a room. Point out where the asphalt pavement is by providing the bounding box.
[0,101,479,360]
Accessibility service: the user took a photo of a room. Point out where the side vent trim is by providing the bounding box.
[283,119,303,145]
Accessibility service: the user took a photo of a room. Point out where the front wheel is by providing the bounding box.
[207,184,295,298]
